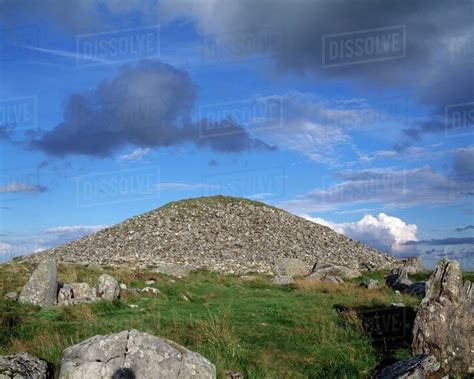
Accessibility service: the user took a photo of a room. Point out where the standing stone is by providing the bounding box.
[58,329,216,379]
[95,274,119,300]
[273,258,310,277]
[0,352,52,379]
[374,354,439,379]
[18,260,58,307]
[412,259,472,375]
[70,283,95,300]
[400,257,425,274]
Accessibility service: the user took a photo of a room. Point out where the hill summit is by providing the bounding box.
[29,196,398,273]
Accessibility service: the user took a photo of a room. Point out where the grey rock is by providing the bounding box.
[374,354,439,379]
[154,262,195,278]
[4,292,18,301]
[0,352,52,379]
[385,267,413,291]
[308,262,361,282]
[144,280,155,285]
[18,260,58,307]
[273,258,310,277]
[58,329,216,379]
[27,196,398,275]
[70,283,95,300]
[239,275,257,282]
[141,287,160,295]
[399,257,425,274]
[119,283,127,290]
[464,280,472,314]
[271,275,294,285]
[95,274,119,300]
[412,259,472,376]
[407,282,426,297]
[360,279,380,289]
[57,283,73,305]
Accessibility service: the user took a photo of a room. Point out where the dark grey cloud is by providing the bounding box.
[404,237,474,246]
[455,225,474,232]
[32,61,273,157]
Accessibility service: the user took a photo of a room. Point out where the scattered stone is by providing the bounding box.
[360,279,379,289]
[399,257,425,274]
[225,370,244,379]
[18,260,58,307]
[154,262,195,278]
[181,294,190,302]
[374,354,439,379]
[412,259,472,375]
[271,275,294,285]
[141,287,160,295]
[95,274,119,300]
[0,352,52,379]
[58,329,216,378]
[390,303,405,307]
[127,288,140,296]
[273,258,310,277]
[4,292,18,301]
[27,196,398,274]
[119,283,127,290]
[57,283,73,305]
[128,304,138,309]
[306,262,361,283]
[144,280,155,285]
[239,275,257,282]
[69,283,95,300]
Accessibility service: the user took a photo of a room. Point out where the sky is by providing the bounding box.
[0,0,473,270]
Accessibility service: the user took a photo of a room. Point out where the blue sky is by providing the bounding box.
[0,0,473,270]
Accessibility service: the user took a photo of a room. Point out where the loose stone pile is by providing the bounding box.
[26,196,398,274]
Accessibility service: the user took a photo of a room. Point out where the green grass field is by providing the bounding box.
[0,261,471,378]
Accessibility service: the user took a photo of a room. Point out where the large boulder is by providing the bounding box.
[18,260,58,307]
[374,354,439,379]
[307,262,361,282]
[400,257,425,274]
[273,258,310,277]
[0,352,52,379]
[58,329,216,378]
[70,283,96,300]
[385,267,412,291]
[95,274,119,300]
[412,259,472,375]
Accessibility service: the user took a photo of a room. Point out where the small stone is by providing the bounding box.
[128,304,138,309]
[141,287,160,295]
[144,280,155,286]
[360,279,380,289]
[271,275,294,285]
[4,292,18,301]
[119,283,128,290]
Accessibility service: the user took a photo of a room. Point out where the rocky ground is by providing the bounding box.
[26,196,398,274]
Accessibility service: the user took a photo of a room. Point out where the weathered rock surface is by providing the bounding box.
[385,267,426,297]
[27,196,398,274]
[154,262,196,278]
[271,275,294,285]
[18,260,58,307]
[464,280,473,314]
[273,258,310,277]
[306,262,361,283]
[374,354,439,379]
[4,292,18,301]
[95,274,119,300]
[58,329,216,379]
[69,282,95,300]
[0,352,52,379]
[412,259,472,375]
[360,279,379,289]
[399,257,425,274]
[57,283,73,305]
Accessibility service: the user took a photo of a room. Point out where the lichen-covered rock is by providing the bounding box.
[69,282,95,300]
[399,257,425,274]
[273,258,310,277]
[18,260,58,307]
[271,275,294,285]
[308,262,361,282]
[385,267,412,291]
[412,259,472,375]
[95,274,119,300]
[57,283,73,305]
[58,329,216,379]
[26,196,398,274]
[374,354,439,379]
[0,352,52,379]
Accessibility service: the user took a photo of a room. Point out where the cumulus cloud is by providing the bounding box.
[32,61,274,157]
[118,148,150,161]
[303,213,417,254]
[0,182,48,193]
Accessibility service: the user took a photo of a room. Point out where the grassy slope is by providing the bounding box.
[0,262,471,378]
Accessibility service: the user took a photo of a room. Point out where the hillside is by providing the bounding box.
[27,196,398,273]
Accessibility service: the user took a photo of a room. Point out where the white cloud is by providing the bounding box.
[0,182,47,193]
[118,148,151,161]
[302,213,418,254]
[0,242,11,253]
[45,225,107,235]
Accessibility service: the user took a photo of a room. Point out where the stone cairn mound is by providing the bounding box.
[26,196,398,274]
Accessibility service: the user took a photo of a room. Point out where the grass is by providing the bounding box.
[0,261,471,378]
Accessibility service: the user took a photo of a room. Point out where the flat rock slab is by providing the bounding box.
[0,352,52,379]
[59,329,216,379]
[18,260,58,307]
[374,354,439,379]
[273,258,310,277]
